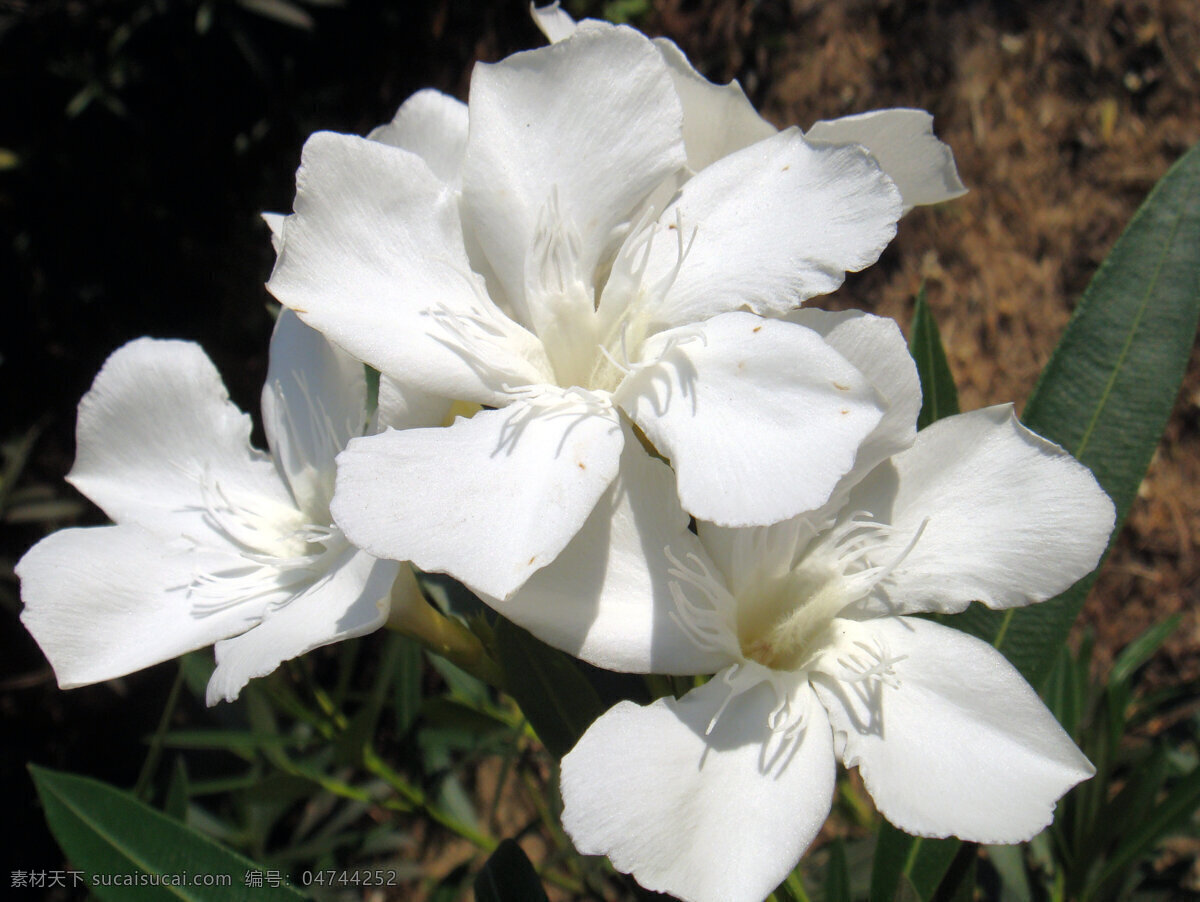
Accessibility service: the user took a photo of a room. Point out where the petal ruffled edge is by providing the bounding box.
[367,88,469,188]
[17,525,271,688]
[625,128,902,330]
[805,108,966,211]
[267,130,552,405]
[67,337,291,544]
[847,405,1115,615]
[813,616,1093,843]
[561,672,835,902]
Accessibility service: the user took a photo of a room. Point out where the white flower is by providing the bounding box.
[513,313,1117,902]
[264,17,964,600]
[17,311,423,705]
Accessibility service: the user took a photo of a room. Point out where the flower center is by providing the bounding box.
[736,515,928,672]
[184,473,343,615]
[520,190,699,395]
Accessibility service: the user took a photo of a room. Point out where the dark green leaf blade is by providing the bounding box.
[1085,760,1200,898]
[908,285,960,429]
[949,139,1200,687]
[473,838,551,902]
[870,827,959,902]
[824,838,851,902]
[493,617,607,759]
[30,765,307,901]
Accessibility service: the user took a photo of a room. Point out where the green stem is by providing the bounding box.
[133,660,186,801]
[386,565,505,689]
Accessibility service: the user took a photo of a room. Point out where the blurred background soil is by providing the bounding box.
[2,0,1197,891]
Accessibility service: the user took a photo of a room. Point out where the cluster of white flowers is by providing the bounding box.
[19,5,1116,901]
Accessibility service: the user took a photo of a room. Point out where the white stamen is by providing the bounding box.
[837,638,907,691]
[664,546,741,660]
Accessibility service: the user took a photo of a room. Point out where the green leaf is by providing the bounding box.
[824,839,851,902]
[1071,744,1171,895]
[391,633,425,736]
[163,757,190,823]
[931,843,977,902]
[950,139,1200,688]
[1108,614,1181,686]
[870,827,959,902]
[492,617,606,759]
[157,730,308,755]
[1084,760,1200,898]
[983,844,1033,902]
[29,765,307,900]
[908,284,960,429]
[473,839,551,902]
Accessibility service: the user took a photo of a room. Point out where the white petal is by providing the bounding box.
[17,526,273,688]
[332,397,624,600]
[628,128,902,330]
[375,375,451,431]
[207,547,398,704]
[805,109,966,210]
[267,131,552,404]
[848,406,1116,615]
[786,309,920,486]
[496,424,735,675]
[813,617,1094,843]
[262,309,367,518]
[530,1,577,42]
[618,312,886,525]
[68,339,292,543]
[262,211,286,254]
[653,36,777,172]
[698,518,815,601]
[462,22,685,325]
[367,88,468,187]
[561,673,835,902]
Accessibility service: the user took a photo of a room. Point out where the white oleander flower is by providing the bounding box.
[518,315,1116,902]
[266,16,962,601]
[17,311,428,705]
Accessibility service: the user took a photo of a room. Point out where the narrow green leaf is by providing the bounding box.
[1109,614,1181,686]
[1071,745,1170,895]
[950,140,1200,688]
[1085,761,1200,897]
[474,839,551,902]
[983,844,1033,902]
[157,730,307,754]
[492,617,606,759]
[908,285,960,429]
[893,873,923,902]
[931,844,977,902]
[825,839,851,902]
[29,765,307,900]
[163,757,190,823]
[427,649,489,708]
[391,633,424,736]
[870,827,959,902]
